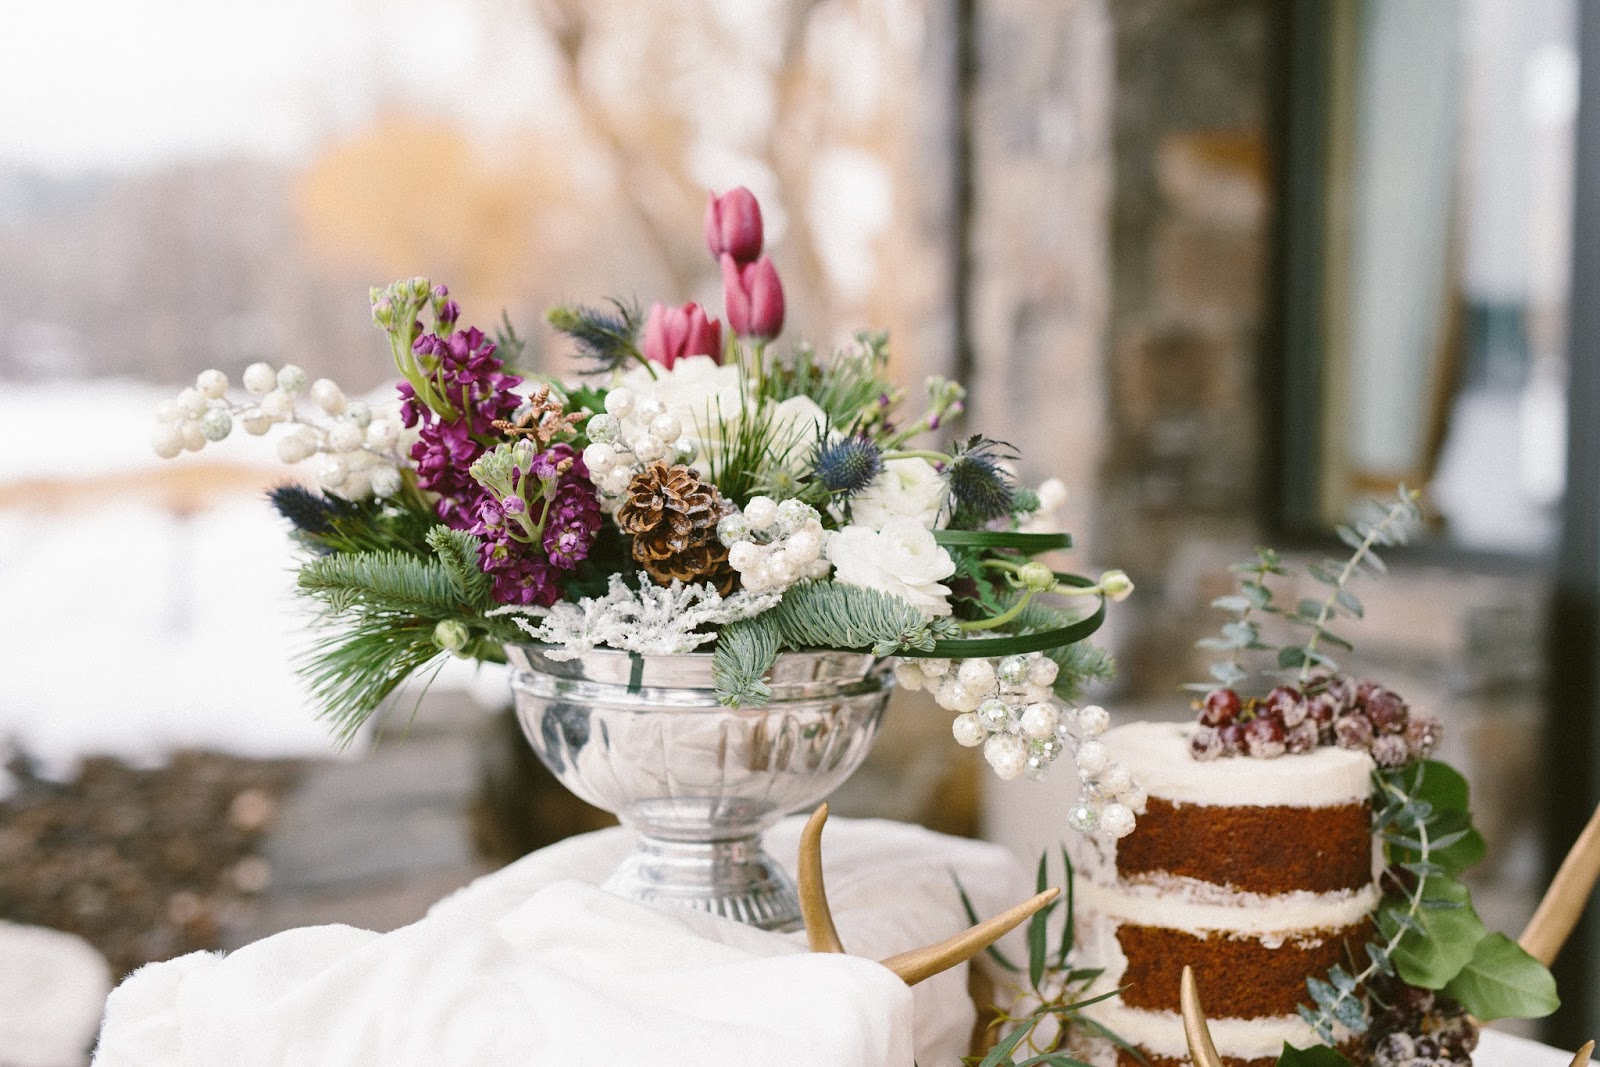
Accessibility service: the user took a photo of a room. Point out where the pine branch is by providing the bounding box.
[713,614,782,707]
[298,613,446,743]
[297,551,472,618]
[770,581,956,657]
[425,526,492,611]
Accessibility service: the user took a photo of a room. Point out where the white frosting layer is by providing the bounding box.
[1083,1000,1334,1061]
[1103,721,1375,808]
[1076,876,1380,939]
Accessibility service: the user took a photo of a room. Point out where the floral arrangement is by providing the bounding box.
[151,187,1132,817]
[1186,490,1557,1067]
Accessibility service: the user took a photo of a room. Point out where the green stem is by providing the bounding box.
[959,591,1035,632]
[883,449,949,464]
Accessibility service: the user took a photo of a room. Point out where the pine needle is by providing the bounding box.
[713,614,782,707]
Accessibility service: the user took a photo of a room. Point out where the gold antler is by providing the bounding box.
[1570,1039,1596,1067]
[796,804,1061,986]
[799,804,845,954]
[1521,803,1600,967]
[1180,966,1225,1067]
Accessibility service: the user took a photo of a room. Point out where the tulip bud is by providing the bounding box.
[721,254,785,341]
[642,301,724,369]
[704,187,764,264]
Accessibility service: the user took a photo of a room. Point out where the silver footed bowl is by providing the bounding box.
[504,645,893,930]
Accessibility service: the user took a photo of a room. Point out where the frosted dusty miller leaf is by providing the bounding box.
[504,573,782,658]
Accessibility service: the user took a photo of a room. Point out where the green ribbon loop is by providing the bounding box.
[931,529,1073,552]
[900,571,1106,659]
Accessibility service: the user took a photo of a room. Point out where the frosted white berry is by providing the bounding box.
[155,399,181,424]
[938,679,983,714]
[604,388,635,418]
[744,496,778,531]
[806,559,832,580]
[636,397,666,420]
[1121,784,1149,815]
[728,541,763,572]
[276,426,318,464]
[784,529,822,564]
[277,365,308,394]
[632,435,666,463]
[1076,705,1110,738]
[587,413,620,443]
[369,466,402,498]
[339,469,371,499]
[1100,802,1136,839]
[327,422,363,453]
[599,467,633,495]
[765,552,799,585]
[1075,739,1110,776]
[176,387,207,419]
[311,378,347,415]
[952,714,985,748]
[583,443,618,475]
[316,454,348,490]
[740,569,770,593]
[984,734,1029,780]
[241,411,273,436]
[649,413,682,444]
[260,390,294,421]
[366,420,399,451]
[180,421,207,452]
[976,698,1009,732]
[345,401,372,429]
[152,424,184,459]
[196,369,229,399]
[997,656,1031,687]
[1067,801,1099,833]
[893,661,925,691]
[1028,657,1060,686]
[1099,764,1134,797]
[920,659,950,679]
[957,658,996,692]
[243,362,277,395]
[1020,702,1060,740]
[199,408,233,442]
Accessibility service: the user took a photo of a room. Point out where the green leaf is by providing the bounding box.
[1210,660,1248,684]
[1380,878,1487,988]
[1335,524,1365,550]
[1029,853,1051,990]
[1278,646,1310,668]
[1442,932,1559,1021]
[1277,1043,1354,1067]
[953,874,1020,973]
[1243,582,1273,608]
[979,1015,1035,1067]
[1307,563,1340,585]
[1401,760,1471,813]
[1058,846,1076,969]
[1297,598,1325,621]
[1212,594,1252,613]
[1335,588,1364,618]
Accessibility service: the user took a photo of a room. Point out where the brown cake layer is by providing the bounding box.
[1114,796,1374,895]
[1115,919,1374,1018]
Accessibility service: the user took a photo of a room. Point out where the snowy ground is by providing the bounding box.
[0,379,507,796]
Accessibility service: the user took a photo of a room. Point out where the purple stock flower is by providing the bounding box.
[473,444,603,606]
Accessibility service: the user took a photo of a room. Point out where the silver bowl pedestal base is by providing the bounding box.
[601,834,800,930]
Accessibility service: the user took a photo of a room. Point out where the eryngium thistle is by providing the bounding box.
[814,434,884,495]
[268,484,335,535]
[947,436,1017,521]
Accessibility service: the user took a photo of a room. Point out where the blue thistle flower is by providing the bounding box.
[813,434,884,496]
[269,484,335,536]
[947,436,1017,522]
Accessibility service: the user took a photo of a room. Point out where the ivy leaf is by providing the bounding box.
[1442,932,1559,1021]
[1277,1043,1355,1067]
[1379,877,1486,988]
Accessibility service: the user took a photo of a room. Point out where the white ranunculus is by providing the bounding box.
[828,517,957,617]
[620,355,745,472]
[852,457,948,530]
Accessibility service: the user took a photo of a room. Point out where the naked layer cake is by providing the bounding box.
[1074,721,1379,1067]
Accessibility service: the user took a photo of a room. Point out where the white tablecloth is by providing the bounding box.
[93,816,1032,1066]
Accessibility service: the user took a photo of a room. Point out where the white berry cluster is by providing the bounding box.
[151,363,409,500]
[581,387,698,499]
[894,653,1144,838]
[716,496,830,594]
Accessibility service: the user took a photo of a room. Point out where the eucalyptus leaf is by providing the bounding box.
[1335,524,1365,550]
[1243,582,1272,607]
[1336,588,1364,618]
[1442,932,1559,1021]
[1212,594,1252,613]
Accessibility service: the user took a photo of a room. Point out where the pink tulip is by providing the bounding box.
[721,254,785,340]
[642,301,723,369]
[704,187,764,264]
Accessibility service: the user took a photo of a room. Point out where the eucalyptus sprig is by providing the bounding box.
[959,849,1136,1067]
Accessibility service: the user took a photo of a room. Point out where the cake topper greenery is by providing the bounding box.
[148,187,1131,803]
[1187,489,1557,1066]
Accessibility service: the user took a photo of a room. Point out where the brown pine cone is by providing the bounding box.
[615,463,738,593]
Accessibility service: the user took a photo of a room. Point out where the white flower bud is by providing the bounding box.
[196,369,229,399]
[327,422,363,453]
[784,529,821,564]
[893,661,925,691]
[155,399,181,424]
[632,435,666,463]
[744,496,778,532]
[604,388,634,418]
[176,387,207,419]
[242,362,277,395]
[649,413,682,444]
[199,408,233,442]
[152,424,185,459]
[276,427,318,464]
[1020,702,1060,740]
[1075,739,1110,777]
[728,541,763,572]
[310,378,347,415]
[277,365,308,394]
[260,390,294,421]
[180,421,207,452]
[316,454,348,490]
[952,714,985,748]
[984,734,1029,780]
[241,411,273,436]
[957,658,996,692]
[345,400,372,428]
[583,442,617,475]
[370,466,402,498]
[366,420,399,451]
